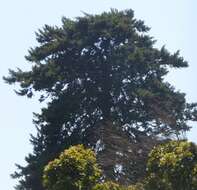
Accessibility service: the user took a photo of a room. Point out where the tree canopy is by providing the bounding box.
[4,9,197,190]
[43,145,101,190]
[145,141,197,190]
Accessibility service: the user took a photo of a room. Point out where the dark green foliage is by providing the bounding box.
[145,141,197,190]
[4,9,197,189]
[92,121,158,185]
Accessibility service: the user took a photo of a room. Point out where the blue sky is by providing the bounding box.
[0,1,196,189]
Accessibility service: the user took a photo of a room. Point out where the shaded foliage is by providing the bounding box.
[89,121,158,185]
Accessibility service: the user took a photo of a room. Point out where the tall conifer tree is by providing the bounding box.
[4,9,197,189]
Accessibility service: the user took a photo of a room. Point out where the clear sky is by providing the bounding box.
[0,1,196,189]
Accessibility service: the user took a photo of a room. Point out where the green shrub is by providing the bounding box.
[127,182,144,190]
[43,145,101,190]
[92,181,126,190]
[145,140,197,190]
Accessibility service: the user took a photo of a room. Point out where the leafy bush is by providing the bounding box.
[92,181,126,190]
[145,140,197,190]
[127,183,144,190]
[43,145,101,190]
